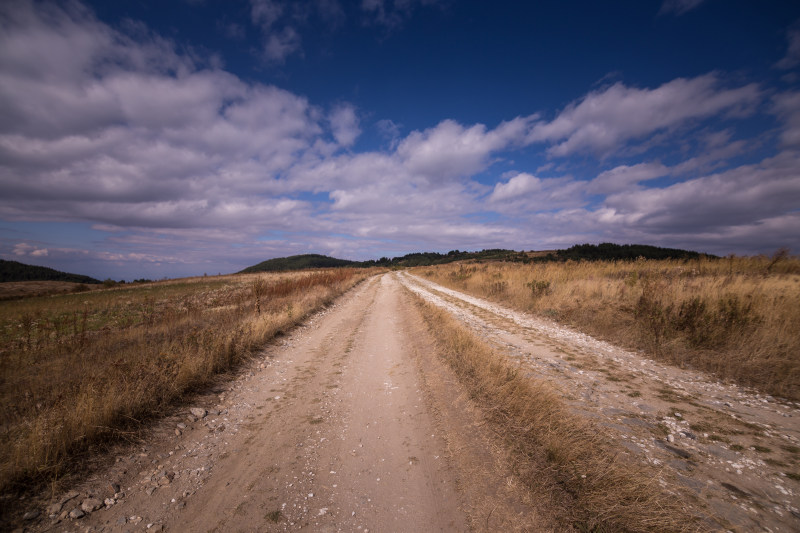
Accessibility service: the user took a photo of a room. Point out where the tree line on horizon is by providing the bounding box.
[241,243,711,273]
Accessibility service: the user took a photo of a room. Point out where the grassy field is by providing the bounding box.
[412,297,699,532]
[416,254,800,400]
[0,281,98,301]
[0,269,373,493]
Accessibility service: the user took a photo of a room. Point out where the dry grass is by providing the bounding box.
[0,269,373,494]
[0,281,96,301]
[416,255,800,400]
[413,297,701,532]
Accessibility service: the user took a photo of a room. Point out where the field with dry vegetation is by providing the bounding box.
[0,269,373,494]
[413,298,699,532]
[416,254,800,400]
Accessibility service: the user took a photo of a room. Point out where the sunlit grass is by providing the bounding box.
[0,269,374,492]
[416,255,800,400]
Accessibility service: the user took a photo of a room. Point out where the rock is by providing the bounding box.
[157,473,173,486]
[69,508,85,519]
[176,423,186,430]
[110,482,121,493]
[23,510,40,520]
[114,492,125,499]
[104,498,115,507]
[130,516,143,524]
[145,487,157,496]
[60,490,80,504]
[175,429,182,436]
[47,502,63,515]
[116,516,127,525]
[190,407,207,418]
[81,498,103,513]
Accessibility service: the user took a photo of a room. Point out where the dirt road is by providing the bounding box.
[46,274,472,532]
[28,272,800,532]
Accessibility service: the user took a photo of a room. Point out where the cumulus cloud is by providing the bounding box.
[12,243,48,257]
[528,74,761,157]
[329,104,361,147]
[1,0,797,279]
[396,116,536,181]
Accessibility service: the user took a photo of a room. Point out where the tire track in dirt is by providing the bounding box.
[399,272,800,532]
[40,274,472,532]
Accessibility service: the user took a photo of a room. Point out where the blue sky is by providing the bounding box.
[1,0,799,280]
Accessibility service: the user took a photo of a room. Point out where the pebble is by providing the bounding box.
[22,510,39,521]
[190,407,207,418]
[60,490,80,504]
[81,498,103,513]
[47,502,63,515]
[69,508,85,519]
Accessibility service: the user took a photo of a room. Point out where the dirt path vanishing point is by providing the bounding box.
[23,272,800,532]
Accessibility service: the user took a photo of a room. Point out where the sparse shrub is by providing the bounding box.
[526,279,551,298]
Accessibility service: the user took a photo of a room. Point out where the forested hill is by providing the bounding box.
[241,244,710,273]
[0,259,101,284]
[551,243,704,261]
[239,254,357,273]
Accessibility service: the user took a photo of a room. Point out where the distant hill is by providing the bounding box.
[239,254,357,273]
[0,259,101,284]
[548,243,707,262]
[241,244,712,273]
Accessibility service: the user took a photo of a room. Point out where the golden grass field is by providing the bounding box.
[0,269,373,493]
[413,297,699,532]
[416,255,800,401]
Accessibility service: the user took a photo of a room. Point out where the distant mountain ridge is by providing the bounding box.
[0,259,101,284]
[239,254,357,273]
[241,244,711,273]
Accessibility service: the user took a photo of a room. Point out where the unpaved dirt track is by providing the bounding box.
[55,274,468,532]
[27,272,800,532]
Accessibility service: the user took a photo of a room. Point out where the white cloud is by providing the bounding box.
[329,104,361,147]
[773,91,800,147]
[587,163,669,195]
[658,0,707,16]
[396,116,536,181]
[528,74,761,157]
[601,151,800,233]
[0,0,797,278]
[360,0,443,29]
[263,26,301,63]
[776,22,800,70]
[250,0,284,30]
